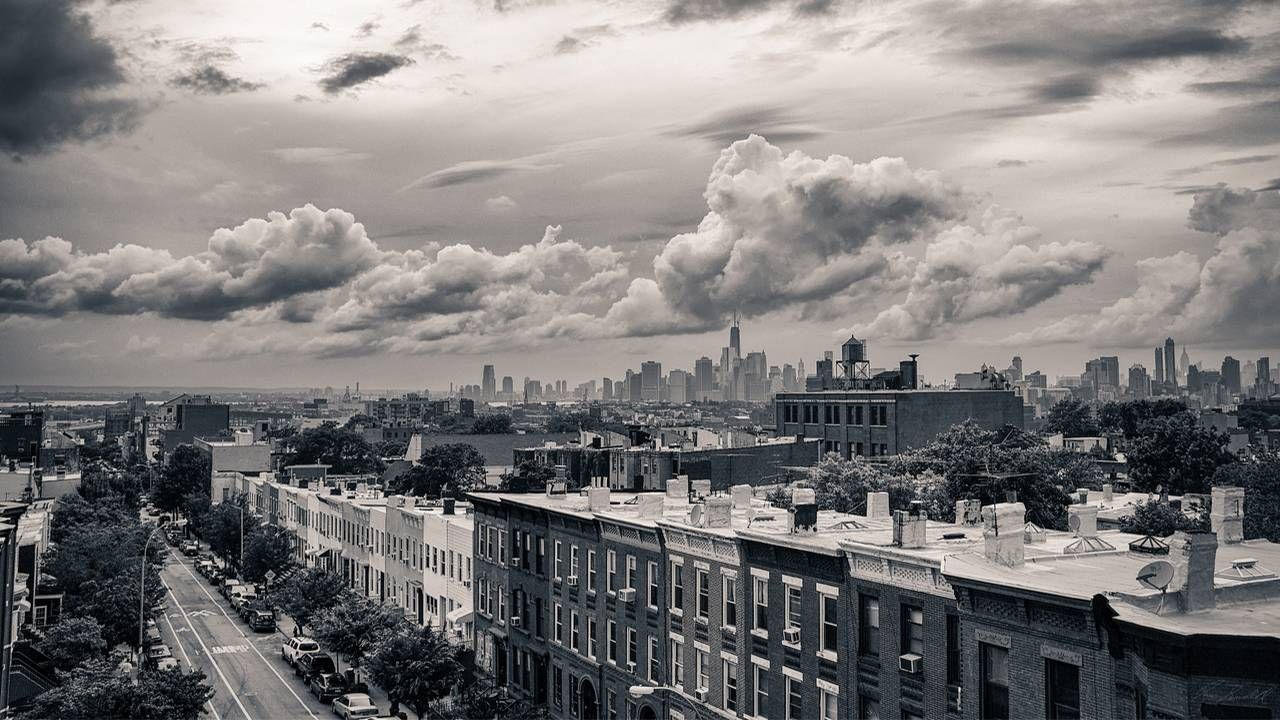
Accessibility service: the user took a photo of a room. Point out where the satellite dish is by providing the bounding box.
[1068,514,1081,534]
[1136,560,1174,592]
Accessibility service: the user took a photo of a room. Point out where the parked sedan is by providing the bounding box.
[332,693,378,720]
[308,673,347,703]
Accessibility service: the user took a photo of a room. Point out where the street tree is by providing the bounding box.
[367,625,464,718]
[1098,398,1187,439]
[312,596,406,674]
[388,443,486,497]
[200,497,260,573]
[375,440,408,459]
[767,453,918,514]
[183,492,212,535]
[34,616,107,672]
[50,492,136,544]
[470,414,513,434]
[18,656,213,720]
[44,523,165,647]
[1126,414,1235,495]
[275,567,349,633]
[242,527,293,584]
[444,678,548,720]
[1043,397,1100,437]
[153,445,210,515]
[499,461,556,493]
[282,425,385,475]
[1213,451,1280,541]
[135,667,217,719]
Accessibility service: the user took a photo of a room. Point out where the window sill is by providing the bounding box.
[670,608,683,618]
[696,615,709,626]
[782,640,800,651]
[751,628,768,640]
[816,649,837,663]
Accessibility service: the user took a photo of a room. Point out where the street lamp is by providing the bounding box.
[139,526,164,654]
[628,685,677,699]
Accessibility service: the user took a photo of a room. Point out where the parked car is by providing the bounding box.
[181,540,200,556]
[146,644,173,663]
[155,657,180,671]
[229,586,255,611]
[332,693,378,719]
[220,578,239,598]
[144,627,163,647]
[282,637,321,667]
[309,673,347,703]
[296,652,337,680]
[248,609,276,632]
[207,568,224,585]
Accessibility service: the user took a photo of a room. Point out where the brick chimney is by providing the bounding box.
[866,491,890,518]
[1170,531,1217,612]
[982,502,1026,567]
[892,501,928,548]
[666,476,689,502]
[1210,486,1244,544]
[587,486,610,512]
[791,487,818,533]
[731,484,752,510]
[1068,505,1099,538]
[706,496,732,528]
[955,498,982,526]
[1102,484,1113,503]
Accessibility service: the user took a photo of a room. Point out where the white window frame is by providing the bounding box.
[818,588,839,660]
[647,560,659,608]
[607,550,617,593]
[554,602,563,643]
[722,575,738,629]
[722,656,739,713]
[554,540,563,580]
[753,662,769,719]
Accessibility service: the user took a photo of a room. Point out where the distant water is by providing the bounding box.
[0,400,132,408]
[419,432,577,467]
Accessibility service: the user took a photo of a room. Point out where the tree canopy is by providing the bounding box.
[18,657,214,720]
[282,425,385,475]
[200,496,259,573]
[153,445,210,514]
[766,454,917,515]
[1044,397,1100,437]
[1213,451,1280,542]
[367,625,464,718]
[274,567,349,632]
[1098,398,1187,439]
[242,526,293,584]
[35,616,107,672]
[1126,414,1235,495]
[311,595,406,671]
[388,443,486,497]
[499,461,556,493]
[470,414,513,434]
[1120,499,1209,537]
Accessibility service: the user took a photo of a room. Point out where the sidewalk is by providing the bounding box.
[273,602,401,716]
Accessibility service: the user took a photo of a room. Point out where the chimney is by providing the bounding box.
[667,475,690,502]
[554,464,568,483]
[731,484,752,510]
[1102,484,1113,503]
[892,501,928,548]
[442,497,456,515]
[587,486,610,512]
[866,491,890,518]
[706,497,732,528]
[637,494,664,519]
[955,499,982,526]
[1170,531,1217,612]
[1077,489,1090,505]
[982,502,1026,567]
[791,487,818,533]
[1210,486,1244,544]
[1068,505,1099,538]
[691,479,712,501]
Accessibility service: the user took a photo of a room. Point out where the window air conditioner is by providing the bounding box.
[783,627,801,644]
[899,653,923,674]
[617,588,637,603]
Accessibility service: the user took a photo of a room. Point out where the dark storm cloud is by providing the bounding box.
[664,0,835,24]
[665,105,825,145]
[170,65,265,95]
[1167,154,1276,178]
[0,0,143,155]
[1259,178,1280,192]
[355,20,380,38]
[318,52,414,94]
[394,25,456,60]
[1157,98,1280,147]
[1186,64,1280,95]
[553,25,616,55]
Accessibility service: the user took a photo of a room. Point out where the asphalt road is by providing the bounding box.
[157,549,331,720]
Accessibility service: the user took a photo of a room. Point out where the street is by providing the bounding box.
[157,550,331,720]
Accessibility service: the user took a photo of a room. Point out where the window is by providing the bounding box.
[647,561,659,607]
[607,550,617,592]
[554,603,563,643]
[754,664,769,717]
[671,639,685,690]
[608,620,618,663]
[588,550,597,591]
[821,593,838,653]
[1045,660,1080,720]
[648,637,660,683]
[627,628,638,667]
[553,666,563,710]
[571,545,579,580]
[753,576,769,631]
[824,405,833,424]
[946,615,960,686]
[606,689,617,720]
[859,596,880,656]
[671,561,684,610]
[901,605,923,656]
[554,540,563,579]
[786,677,802,720]
[571,610,580,652]
[785,585,801,630]
[723,576,738,627]
[697,569,710,619]
[723,658,739,712]
[588,617,598,659]
[820,688,837,720]
[859,695,880,720]
[696,649,709,692]
[497,585,506,623]
[626,555,637,590]
[980,643,1010,720]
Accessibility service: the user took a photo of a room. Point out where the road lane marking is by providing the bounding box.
[212,645,250,655]
[169,552,319,719]
[160,597,221,720]
[163,579,254,720]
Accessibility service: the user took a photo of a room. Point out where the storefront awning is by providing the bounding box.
[446,606,472,624]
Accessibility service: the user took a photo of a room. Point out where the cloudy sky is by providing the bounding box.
[2,0,1279,391]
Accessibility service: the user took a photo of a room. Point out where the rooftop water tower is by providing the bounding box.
[839,335,871,387]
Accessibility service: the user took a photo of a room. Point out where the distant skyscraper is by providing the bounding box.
[640,361,662,402]
[1259,357,1272,386]
[1129,364,1150,399]
[501,375,514,396]
[668,369,689,404]
[782,363,797,392]
[729,314,741,359]
[481,365,496,402]
[694,357,714,401]
[1164,338,1178,388]
[602,377,613,401]
[1180,347,1191,380]
[1221,356,1241,395]
[1099,356,1120,388]
[1154,348,1165,385]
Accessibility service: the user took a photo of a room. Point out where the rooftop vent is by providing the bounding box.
[1063,505,1115,554]
[1215,557,1277,582]
[1023,522,1047,544]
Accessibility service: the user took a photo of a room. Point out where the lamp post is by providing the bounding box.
[628,685,677,719]
[139,526,163,656]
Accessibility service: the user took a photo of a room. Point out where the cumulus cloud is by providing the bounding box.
[1006,187,1280,347]
[0,205,381,320]
[601,135,964,335]
[318,52,414,94]
[851,206,1109,341]
[170,65,265,95]
[0,0,143,154]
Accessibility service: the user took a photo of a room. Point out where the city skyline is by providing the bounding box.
[2,0,1280,389]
